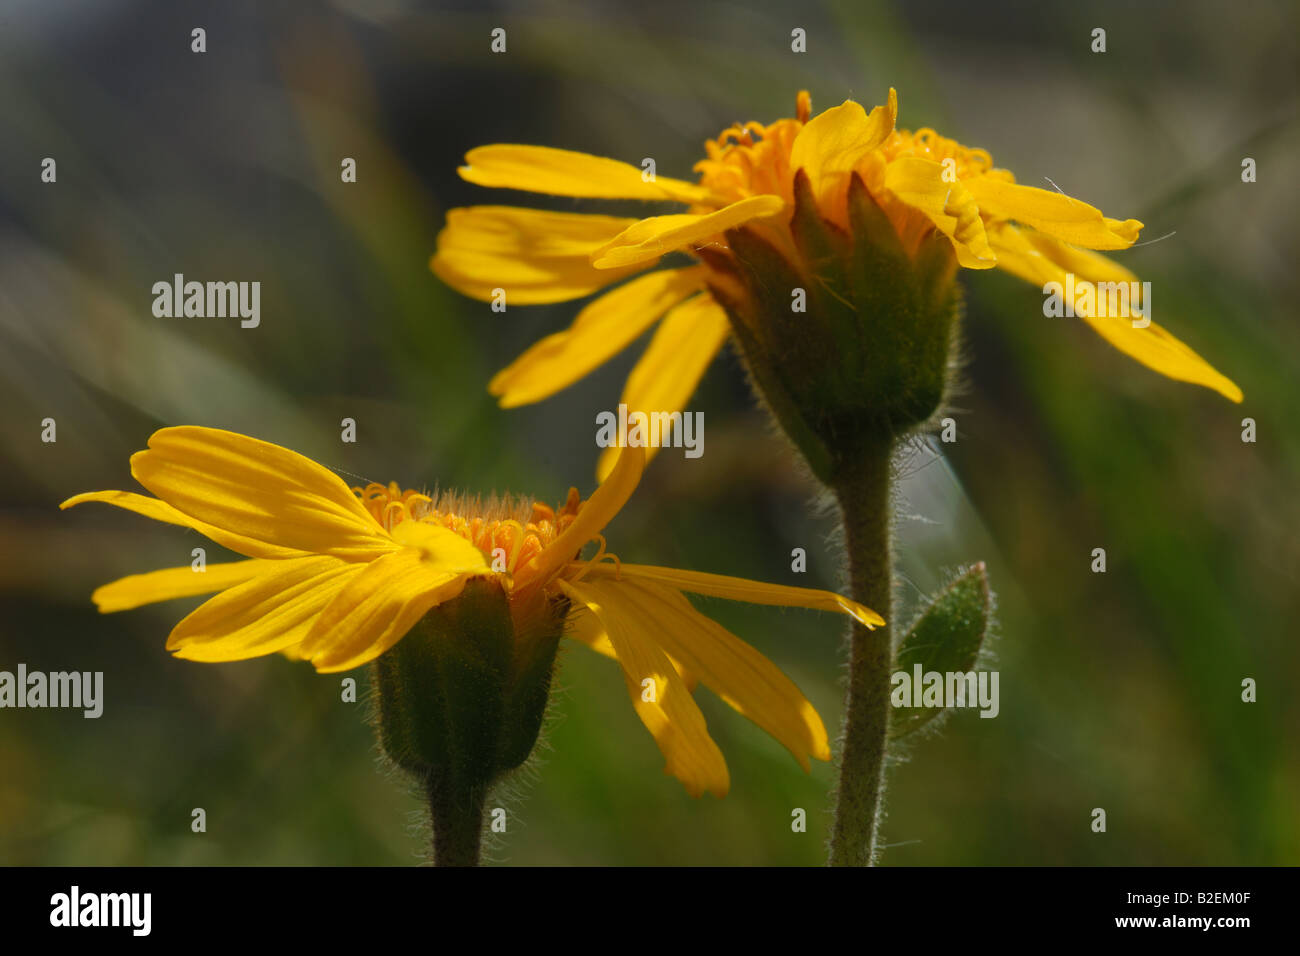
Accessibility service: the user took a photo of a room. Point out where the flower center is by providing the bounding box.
[692,92,810,209]
[878,127,998,180]
[691,93,1009,216]
[354,482,583,577]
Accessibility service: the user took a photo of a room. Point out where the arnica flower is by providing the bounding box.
[432,88,1242,483]
[61,426,881,802]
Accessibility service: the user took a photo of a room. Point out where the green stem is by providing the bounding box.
[426,774,487,867]
[828,442,895,866]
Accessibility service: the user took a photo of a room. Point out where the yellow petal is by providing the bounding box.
[519,445,644,590]
[568,606,700,692]
[591,195,785,269]
[581,562,884,628]
[594,294,730,481]
[965,176,1142,250]
[389,520,493,573]
[432,206,649,304]
[790,89,897,218]
[987,222,1243,402]
[567,606,618,659]
[558,579,729,798]
[489,267,705,408]
[301,548,479,673]
[167,556,361,662]
[578,576,830,770]
[92,559,273,613]
[60,490,304,560]
[130,427,396,562]
[458,144,714,204]
[1077,317,1243,402]
[883,156,996,268]
[986,219,1135,287]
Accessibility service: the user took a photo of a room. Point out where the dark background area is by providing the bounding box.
[0,0,1295,864]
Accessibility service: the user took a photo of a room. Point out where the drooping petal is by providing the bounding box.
[567,605,700,692]
[986,219,1135,288]
[578,576,830,771]
[987,222,1243,402]
[431,206,650,304]
[567,606,617,658]
[789,89,898,218]
[965,176,1143,250]
[883,156,996,268]
[594,294,730,481]
[60,490,305,560]
[1076,317,1243,402]
[166,556,361,662]
[590,195,785,269]
[130,427,397,562]
[580,562,884,628]
[489,266,705,408]
[301,548,483,673]
[558,579,729,798]
[91,559,273,613]
[519,445,644,590]
[458,145,715,204]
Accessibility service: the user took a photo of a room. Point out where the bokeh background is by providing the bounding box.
[1,0,1295,865]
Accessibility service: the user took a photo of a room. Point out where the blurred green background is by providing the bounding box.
[1,0,1295,865]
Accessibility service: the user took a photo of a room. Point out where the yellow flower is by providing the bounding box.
[61,426,882,797]
[432,89,1242,479]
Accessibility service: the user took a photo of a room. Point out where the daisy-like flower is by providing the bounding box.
[433,89,1242,480]
[62,426,881,798]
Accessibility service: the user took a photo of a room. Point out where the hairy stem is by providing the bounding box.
[426,774,487,867]
[828,443,895,866]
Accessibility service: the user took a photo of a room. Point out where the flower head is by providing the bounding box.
[62,426,881,797]
[433,89,1242,480]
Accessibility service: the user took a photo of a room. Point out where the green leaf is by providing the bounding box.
[890,562,993,739]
